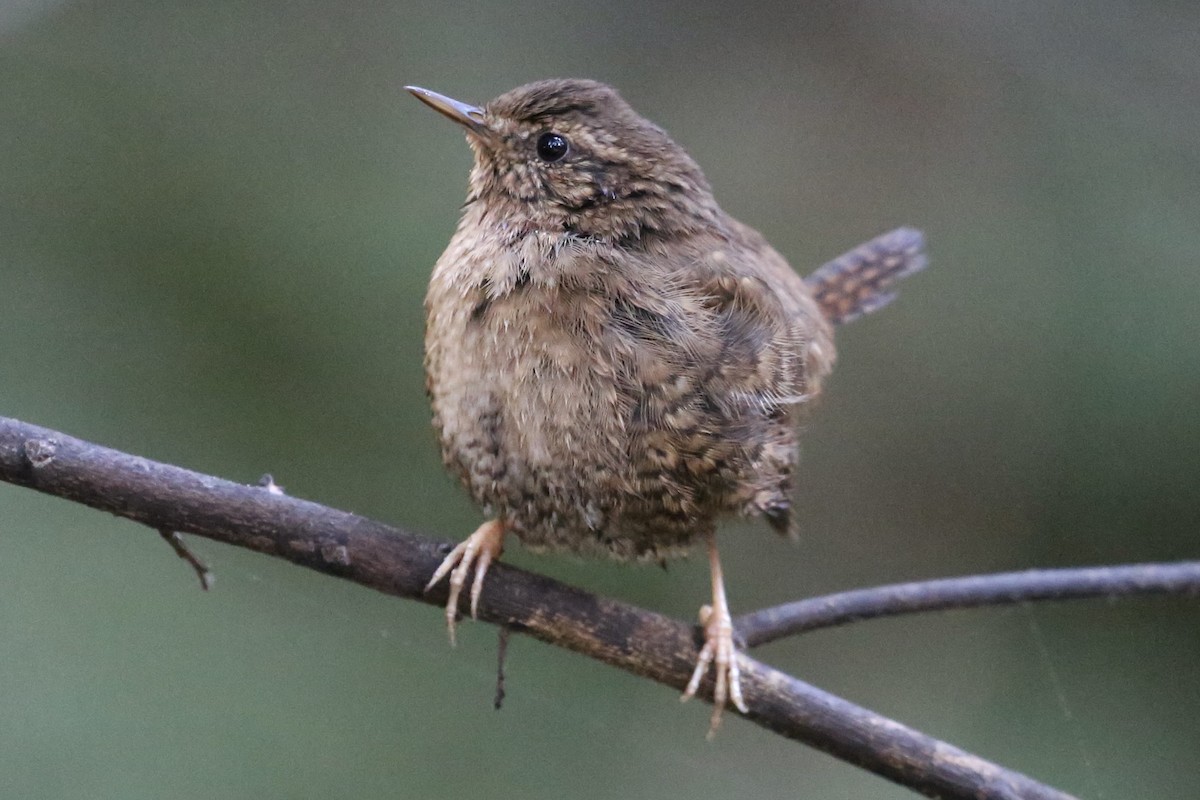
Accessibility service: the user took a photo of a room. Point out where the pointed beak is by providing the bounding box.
[405,86,488,134]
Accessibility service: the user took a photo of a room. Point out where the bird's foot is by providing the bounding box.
[681,599,748,738]
[424,519,506,646]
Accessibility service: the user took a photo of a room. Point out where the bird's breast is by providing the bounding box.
[425,245,634,541]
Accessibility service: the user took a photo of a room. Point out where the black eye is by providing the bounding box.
[536,132,570,162]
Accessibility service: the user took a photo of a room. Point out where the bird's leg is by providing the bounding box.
[424,518,507,646]
[681,531,748,737]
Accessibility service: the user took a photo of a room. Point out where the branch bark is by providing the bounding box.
[0,415,1095,800]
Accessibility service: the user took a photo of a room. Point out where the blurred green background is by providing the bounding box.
[1,1,1198,798]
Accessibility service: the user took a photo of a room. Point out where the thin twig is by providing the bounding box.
[737,562,1200,648]
[0,415,1098,800]
[157,528,213,590]
[495,625,511,710]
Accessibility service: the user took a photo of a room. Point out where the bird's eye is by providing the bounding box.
[536,132,570,162]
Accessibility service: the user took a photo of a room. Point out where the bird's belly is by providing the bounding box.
[429,300,687,558]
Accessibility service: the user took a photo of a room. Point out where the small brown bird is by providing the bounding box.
[408,79,925,734]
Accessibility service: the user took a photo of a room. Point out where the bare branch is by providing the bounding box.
[0,415,1080,800]
[738,562,1200,648]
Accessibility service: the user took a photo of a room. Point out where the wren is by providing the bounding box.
[407,79,925,735]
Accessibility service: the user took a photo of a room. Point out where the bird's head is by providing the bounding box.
[407,79,720,243]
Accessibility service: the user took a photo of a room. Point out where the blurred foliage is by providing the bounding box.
[1,2,1198,798]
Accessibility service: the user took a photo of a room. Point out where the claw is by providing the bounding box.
[425,519,506,646]
[680,534,747,737]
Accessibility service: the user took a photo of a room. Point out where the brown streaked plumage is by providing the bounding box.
[408,79,925,735]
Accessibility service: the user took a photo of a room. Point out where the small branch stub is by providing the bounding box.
[23,437,58,469]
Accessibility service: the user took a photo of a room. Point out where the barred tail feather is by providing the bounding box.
[805,227,927,325]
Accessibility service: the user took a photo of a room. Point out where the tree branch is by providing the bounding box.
[0,415,1086,800]
[738,561,1200,647]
